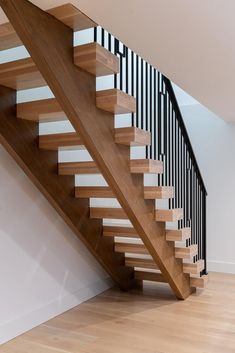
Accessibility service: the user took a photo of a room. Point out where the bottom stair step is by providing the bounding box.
[135,271,166,283]
[190,274,209,289]
[125,257,158,270]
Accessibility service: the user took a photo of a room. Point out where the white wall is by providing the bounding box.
[176,95,235,273]
[0,145,112,345]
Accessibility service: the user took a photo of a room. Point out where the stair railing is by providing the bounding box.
[94,26,207,275]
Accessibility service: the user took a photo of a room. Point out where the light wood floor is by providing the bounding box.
[1,272,235,353]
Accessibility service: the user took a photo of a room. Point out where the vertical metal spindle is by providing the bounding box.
[94,27,97,43]
[141,58,144,130]
[125,46,129,94]
[101,28,105,47]
[153,69,157,161]
[149,66,153,159]
[136,55,139,128]
[131,51,135,127]
[145,62,149,158]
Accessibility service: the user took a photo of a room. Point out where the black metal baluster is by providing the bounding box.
[154,69,157,161]
[136,55,139,128]
[131,51,135,127]
[98,29,207,275]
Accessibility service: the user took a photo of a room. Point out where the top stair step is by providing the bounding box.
[0,4,96,51]
[74,43,119,77]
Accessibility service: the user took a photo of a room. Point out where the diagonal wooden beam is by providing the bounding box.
[0,85,135,290]
[0,0,192,299]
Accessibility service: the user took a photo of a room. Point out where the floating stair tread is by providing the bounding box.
[0,22,21,51]
[175,244,198,259]
[48,4,96,32]
[155,208,183,222]
[190,274,209,289]
[0,57,45,90]
[39,132,83,150]
[0,4,96,51]
[58,161,100,175]
[74,43,119,77]
[75,186,114,198]
[183,260,205,275]
[96,89,136,114]
[17,98,66,122]
[115,243,148,254]
[103,225,138,238]
[130,159,163,174]
[115,127,151,146]
[90,208,128,220]
[144,186,174,199]
[135,271,166,283]
[166,227,191,241]
[126,257,158,270]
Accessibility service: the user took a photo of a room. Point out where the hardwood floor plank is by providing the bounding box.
[2,273,235,353]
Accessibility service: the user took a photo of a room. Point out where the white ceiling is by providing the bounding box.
[0,0,234,121]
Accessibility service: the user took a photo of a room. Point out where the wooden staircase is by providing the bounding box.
[0,0,208,299]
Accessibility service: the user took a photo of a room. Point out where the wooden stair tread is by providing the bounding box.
[90,207,128,220]
[0,57,45,90]
[115,127,151,146]
[130,159,163,174]
[75,186,114,198]
[75,185,174,200]
[190,274,209,289]
[39,132,83,150]
[17,98,66,122]
[0,4,96,51]
[103,225,138,238]
[126,257,158,269]
[115,243,148,254]
[175,245,198,259]
[144,186,174,199]
[166,227,191,241]
[74,43,119,77]
[96,89,136,114]
[48,4,96,32]
[155,208,183,222]
[183,260,205,275]
[135,270,166,283]
[58,161,100,175]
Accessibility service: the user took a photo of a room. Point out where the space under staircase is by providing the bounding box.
[0,0,208,300]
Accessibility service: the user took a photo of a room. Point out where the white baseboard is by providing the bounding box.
[207,260,235,274]
[0,277,113,345]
